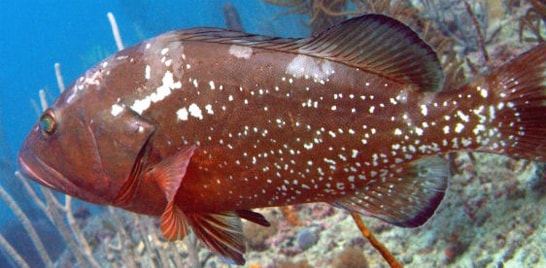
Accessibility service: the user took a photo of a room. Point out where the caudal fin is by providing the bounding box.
[477,43,546,161]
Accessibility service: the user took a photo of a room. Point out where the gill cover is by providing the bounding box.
[88,106,155,203]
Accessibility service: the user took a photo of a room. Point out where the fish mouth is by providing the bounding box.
[18,149,107,205]
[18,153,60,190]
[18,146,83,198]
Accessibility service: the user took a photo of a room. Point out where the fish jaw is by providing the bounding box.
[18,136,109,205]
[18,149,58,190]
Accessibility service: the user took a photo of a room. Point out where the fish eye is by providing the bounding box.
[39,109,58,136]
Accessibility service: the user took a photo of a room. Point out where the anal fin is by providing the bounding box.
[186,211,248,265]
[162,209,264,265]
[332,155,449,227]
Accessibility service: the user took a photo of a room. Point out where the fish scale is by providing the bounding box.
[18,14,546,265]
[154,43,424,207]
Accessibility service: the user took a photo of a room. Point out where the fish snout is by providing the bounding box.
[18,149,58,190]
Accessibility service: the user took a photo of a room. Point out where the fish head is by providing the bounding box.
[18,54,155,205]
[18,104,109,204]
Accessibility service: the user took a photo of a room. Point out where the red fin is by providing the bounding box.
[154,145,197,201]
[186,211,247,265]
[160,201,189,241]
[112,136,150,207]
[236,210,270,227]
[152,146,196,240]
[474,44,546,161]
[331,155,449,227]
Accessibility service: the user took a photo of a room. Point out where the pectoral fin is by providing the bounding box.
[145,146,197,241]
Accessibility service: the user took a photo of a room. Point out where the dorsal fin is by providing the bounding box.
[161,14,443,92]
[299,14,444,92]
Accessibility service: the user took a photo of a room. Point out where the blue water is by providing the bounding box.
[0,1,307,266]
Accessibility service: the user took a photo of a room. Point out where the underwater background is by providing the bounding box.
[0,0,545,267]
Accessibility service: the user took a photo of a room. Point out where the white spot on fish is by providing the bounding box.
[473,124,486,135]
[285,55,334,82]
[461,137,473,147]
[131,98,151,115]
[130,71,182,114]
[457,110,470,122]
[455,123,465,133]
[82,70,103,87]
[205,104,214,115]
[478,86,488,98]
[192,79,199,88]
[145,65,151,80]
[111,104,124,117]
[176,108,188,121]
[188,103,203,120]
[229,45,253,59]
[351,149,359,158]
[420,104,428,116]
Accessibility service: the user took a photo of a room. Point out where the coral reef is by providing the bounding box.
[518,0,546,42]
[331,246,368,268]
[296,229,318,251]
[276,259,313,268]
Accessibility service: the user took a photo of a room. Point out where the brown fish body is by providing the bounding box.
[71,32,444,214]
[18,15,546,264]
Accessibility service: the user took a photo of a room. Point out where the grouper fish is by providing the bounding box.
[18,14,546,264]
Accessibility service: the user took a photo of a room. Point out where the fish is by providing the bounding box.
[18,14,546,265]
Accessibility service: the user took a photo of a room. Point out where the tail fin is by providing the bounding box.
[478,43,546,161]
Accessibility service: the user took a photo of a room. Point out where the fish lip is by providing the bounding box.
[18,153,58,190]
[18,149,108,205]
[18,145,80,195]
